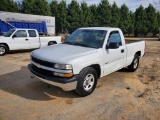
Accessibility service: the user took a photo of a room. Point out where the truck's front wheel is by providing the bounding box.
[76,67,98,97]
[0,44,7,56]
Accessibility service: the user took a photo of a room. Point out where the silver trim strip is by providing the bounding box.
[31,73,77,91]
[31,60,72,73]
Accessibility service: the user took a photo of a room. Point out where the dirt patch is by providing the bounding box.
[65,98,73,104]
[0,41,160,120]
[96,84,103,88]
[23,59,30,62]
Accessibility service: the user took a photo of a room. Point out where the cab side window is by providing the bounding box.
[28,30,37,37]
[13,30,27,37]
[108,31,122,46]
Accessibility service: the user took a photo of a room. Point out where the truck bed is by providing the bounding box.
[124,40,145,68]
[125,39,143,44]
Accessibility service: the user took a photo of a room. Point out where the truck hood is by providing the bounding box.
[32,44,98,64]
[0,36,5,38]
[0,36,8,42]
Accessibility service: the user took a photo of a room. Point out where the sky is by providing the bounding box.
[14,0,156,12]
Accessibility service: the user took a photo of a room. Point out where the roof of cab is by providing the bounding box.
[79,27,121,31]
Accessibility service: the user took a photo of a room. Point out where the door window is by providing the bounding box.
[14,30,27,37]
[28,30,37,37]
[108,31,122,46]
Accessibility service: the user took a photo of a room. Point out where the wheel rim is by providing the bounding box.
[0,47,5,55]
[83,74,95,91]
[133,58,138,69]
[49,42,54,46]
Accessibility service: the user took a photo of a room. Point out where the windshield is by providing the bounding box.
[64,29,107,49]
[4,29,15,37]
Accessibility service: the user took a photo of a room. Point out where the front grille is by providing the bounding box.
[32,64,53,76]
[31,56,54,68]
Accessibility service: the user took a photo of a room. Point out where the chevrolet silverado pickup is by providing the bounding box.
[28,27,145,96]
[0,28,62,55]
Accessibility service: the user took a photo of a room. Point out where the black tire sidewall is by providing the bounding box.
[76,67,98,97]
[0,45,7,56]
[48,42,55,46]
[128,55,139,72]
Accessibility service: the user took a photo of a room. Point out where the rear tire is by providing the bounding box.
[0,44,8,56]
[128,54,139,72]
[75,67,98,97]
[48,41,56,46]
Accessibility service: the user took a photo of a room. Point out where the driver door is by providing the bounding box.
[103,31,126,75]
[10,30,30,50]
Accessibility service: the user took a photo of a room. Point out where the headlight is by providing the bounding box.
[54,64,72,70]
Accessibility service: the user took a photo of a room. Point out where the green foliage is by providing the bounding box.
[0,0,18,12]
[135,5,148,36]
[110,2,120,27]
[57,0,68,33]
[157,12,160,31]
[97,0,111,26]
[145,4,158,35]
[21,0,35,14]
[50,0,59,33]
[89,4,99,27]
[67,0,81,32]
[128,11,135,35]
[50,0,58,17]
[80,2,92,27]
[119,4,132,34]
[22,0,51,15]
[1,0,160,36]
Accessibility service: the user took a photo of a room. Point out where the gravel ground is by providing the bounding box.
[0,40,160,120]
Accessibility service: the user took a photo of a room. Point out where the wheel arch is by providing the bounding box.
[135,51,141,57]
[0,43,10,51]
[88,64,101,79]
[48,41,57,46]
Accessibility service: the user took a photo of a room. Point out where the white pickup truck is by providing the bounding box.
[0,28,62,55]
[28,27,145,96]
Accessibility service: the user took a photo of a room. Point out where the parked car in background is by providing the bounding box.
[0,29,62,55]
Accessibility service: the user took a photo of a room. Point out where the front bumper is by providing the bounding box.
[28,64,78,91]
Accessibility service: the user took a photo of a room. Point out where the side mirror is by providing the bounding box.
[106,42,119,49]
[12,35,17,38]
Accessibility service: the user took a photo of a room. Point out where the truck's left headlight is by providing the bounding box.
[54,64,73,70]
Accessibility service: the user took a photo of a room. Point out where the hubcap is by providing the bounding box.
[83,74,95,91]
[133,58,138,69]
[0,47,5,55]
[49,42,54,46]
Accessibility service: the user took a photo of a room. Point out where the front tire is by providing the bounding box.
[75,67,98,97]
[128,54,140,72]
[0,44,7,56]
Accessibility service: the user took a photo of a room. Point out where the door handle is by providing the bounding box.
[25,39,29,41]
[121,49,124,53]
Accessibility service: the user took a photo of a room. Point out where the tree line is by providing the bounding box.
[0,0,159,36]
